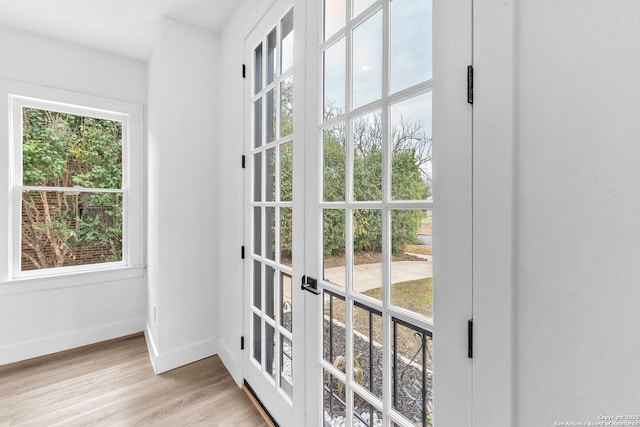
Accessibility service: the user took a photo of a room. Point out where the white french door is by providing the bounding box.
[246,0,472,425]
[244,3,300,426]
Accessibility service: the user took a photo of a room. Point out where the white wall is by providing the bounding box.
[146,17,220,373]
[514,1,640,425]
[0,25,147,365]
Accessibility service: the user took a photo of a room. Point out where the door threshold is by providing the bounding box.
[242,380,279,427]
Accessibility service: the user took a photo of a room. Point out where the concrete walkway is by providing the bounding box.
[323,258,432,293]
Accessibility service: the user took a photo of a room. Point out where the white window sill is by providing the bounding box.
[0,265,146,296]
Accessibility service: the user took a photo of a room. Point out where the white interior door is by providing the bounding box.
[244,3,300,426]
[302,0,473,425]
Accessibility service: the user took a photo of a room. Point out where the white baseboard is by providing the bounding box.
[0,318,145,366]
[144,325,218,374]
[217,337,243,387]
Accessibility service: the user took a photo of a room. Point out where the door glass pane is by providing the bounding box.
[324,0,346,40]
[353,209,382,300]
[280,207,292,267]
[324,369,347,424]
[265,207,276,261]
[352,393,383,427]
[392,320,433,427]
[323,291,346,364]
[254,43,263,94]
[254,152,262,201]
[352,303,383,399]
[391,210,432,317]
[390,0,432,94]
[280,77,294,137]
[267,28,277,84]
[266,323,276,378]
[323,124,346,202]
[281,336,293,397]
[353,111,382,201]
[391,92,432,201]
[253,207,262,256]
[266,147,276,202]
[352,11,382,109]
[281,10,294,73]
[265,265,275,319]
[253,314,262,363]
[324,38,346,119]
[353,0,376,18]
[253,260,262,309]
[323,209,346,288]
[280,141,293,202]
[254,99,262,148]
[267,89,276,143]
[281,272,292,332]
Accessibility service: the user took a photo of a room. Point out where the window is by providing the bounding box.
[4,86,143,280]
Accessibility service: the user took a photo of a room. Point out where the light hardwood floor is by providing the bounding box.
[0,334,266,426]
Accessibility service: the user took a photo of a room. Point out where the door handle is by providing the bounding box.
[301,275,320,295]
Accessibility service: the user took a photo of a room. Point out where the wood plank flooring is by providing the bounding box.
[0,334,266,426]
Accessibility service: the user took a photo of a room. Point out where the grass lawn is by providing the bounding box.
[362,277,433,318]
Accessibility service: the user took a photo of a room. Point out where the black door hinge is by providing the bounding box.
[467,65,474,104]
[468,319,473,359]
[241,336,245,350]
[242,64,246,79]
[242,155,246,169]
[241,246,245,259]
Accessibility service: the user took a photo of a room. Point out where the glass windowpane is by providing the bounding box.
[254,152,262,202]
[390,0,432,93]
[323,210,346,288]
[392,321,433,427]
[323,124,346,202]
[352,303,383,399]
[280,207,292,267]
[324,38,346,119]
[281,336,293,397]
[254,43,263,94]
[253,260,262,310]
[353,111,382,201]
[266,323,276,378]
[323,291,346,364]
[352,12,382,109]
[254,99,263,148]
[253,207,262,256]
[391,210,432,318]
[267,89,276,143]
[280,141,293,202]
[253,314,262,363]
[266,147,276,202]
[352,209,382,300]
[21,191,123,271]
[22,108,122,189]
[353,0,376,18]
[281,272,292,332]
[281,10,294,73]
[267,28,277,84]
[324,0,346,40]
[324,369,347,424]
[265,265,275,319]
[391,92,432,201]
[265,207,276,261]
[280,77,293,138]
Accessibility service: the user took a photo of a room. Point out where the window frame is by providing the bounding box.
[0,80,144,286]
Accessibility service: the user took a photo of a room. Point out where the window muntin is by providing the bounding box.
[11,96,137,278]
